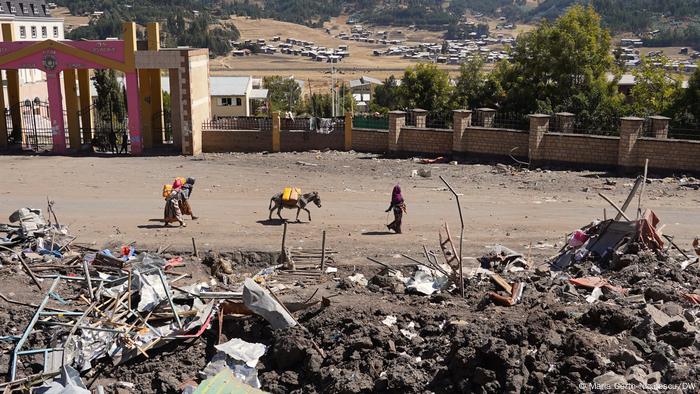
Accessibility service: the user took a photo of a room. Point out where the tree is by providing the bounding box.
[371,75,401,111]
[264,76,302,113]
[670,64,700,124]
[399,63,452,114]
[496,4,624,130]
[629,57,682,116]
[93,69,125,124]
[452,56,503,110]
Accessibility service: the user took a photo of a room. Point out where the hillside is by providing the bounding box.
[59,0,700,48]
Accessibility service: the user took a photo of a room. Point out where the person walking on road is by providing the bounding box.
[386,184,406,234]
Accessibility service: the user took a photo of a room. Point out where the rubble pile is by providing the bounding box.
[0,188,699,393]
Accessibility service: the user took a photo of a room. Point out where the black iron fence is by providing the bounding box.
[353,114,389,130]
[493,112,529,130]
[668,120,700,140]
[202,116,273,131]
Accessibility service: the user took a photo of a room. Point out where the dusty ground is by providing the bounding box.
[0,151,698,265]
[1,152,700,392]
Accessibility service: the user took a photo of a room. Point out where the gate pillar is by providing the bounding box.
[125,71,143,154]
[47,71,66,153]
[63,68,81,150]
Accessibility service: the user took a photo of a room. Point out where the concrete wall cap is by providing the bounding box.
[453,109,472,113]
[620,116,645,121]
[648,115,671,120]
[529,114,551,118]
[477,108,496,112]
[411,108,428,113]
[555,112,575,116]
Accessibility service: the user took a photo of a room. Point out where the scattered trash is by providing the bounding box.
[382,315,397,327]
[347,273,368,286]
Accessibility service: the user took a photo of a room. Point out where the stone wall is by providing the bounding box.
[202,130,271,152]
[455,127,529,159]
[396,127,453,154]
[199,110,700,175]
[352,128,388,153]
[539,133,619,167]
[280,130,345,152]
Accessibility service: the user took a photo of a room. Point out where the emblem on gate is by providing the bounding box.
[42,53,57,71]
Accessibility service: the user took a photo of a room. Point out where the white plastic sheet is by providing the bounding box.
[215,338,267,368]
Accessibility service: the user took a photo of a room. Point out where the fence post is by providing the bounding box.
[618,117,644,173]
[0,71,6,149]
[413,108,427,128]
[344,111,352,150]
[555,112,575,133]
[528,114,550,167]
[452,109,472,153]
[388,110,406,152]
[478,108,496,128]
[272,112,281,152]
[649,116,670,139]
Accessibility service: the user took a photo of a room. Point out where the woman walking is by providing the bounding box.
[386,184,406,234]
[164,178,186,227]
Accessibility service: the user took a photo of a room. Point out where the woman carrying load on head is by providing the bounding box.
[164,178,186,227]
[386,184,406,234]
[179,178,198,220]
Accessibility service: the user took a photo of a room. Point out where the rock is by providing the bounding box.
[646,371,662,385]
[580,303,639,334]
[593,371,626,386]
[644,285,676,302]
[645,305,674,327]
[625,366,648,385]
[611,349,644,368]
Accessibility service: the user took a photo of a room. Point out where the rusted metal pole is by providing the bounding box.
[439,175,465,298]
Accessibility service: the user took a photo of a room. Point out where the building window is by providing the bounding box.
[41,26,47,38]
[42,5,46,15]
[0,5,3,12]
[19,3,24,13]
[236,98,242,106]
[219,97,233,106]
[19,26,26,39]
[53,26,59,38]
[31,26,37,38]
[30,4,35,14]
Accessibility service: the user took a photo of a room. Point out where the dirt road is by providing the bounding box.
[1,151,698,264]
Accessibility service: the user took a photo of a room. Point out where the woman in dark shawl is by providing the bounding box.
[386,184,406,234]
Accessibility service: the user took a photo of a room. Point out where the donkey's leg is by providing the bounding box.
[304,208,312,221]
[277,206,284,220]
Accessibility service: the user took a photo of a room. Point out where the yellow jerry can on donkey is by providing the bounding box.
[282,187,301,204]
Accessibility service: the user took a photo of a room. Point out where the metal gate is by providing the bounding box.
[83,101,129,154]
[7,99,54,151]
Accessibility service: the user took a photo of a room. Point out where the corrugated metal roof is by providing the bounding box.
[250,89,268,99]
[210,76,251,96]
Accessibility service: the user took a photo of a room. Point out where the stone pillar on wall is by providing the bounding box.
[344,112,353,151]
[555,112,574,133]
[388,110,406,152]
[478,108,496,128]
[452,110,472,153]
[528,114,550,165]
[272,112,281,152]
[649,116,670,139]
[618,117,644,171]
[413,108,427,128]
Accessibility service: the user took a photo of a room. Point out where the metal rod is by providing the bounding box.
[11,278,61,380]
[0,244,42,290]
[366,256,390,268]
[439,175,465,298]
[662,234,691,260]
[83,258,94,301]
[281,221,288,253]
[637,158,649,219]
[598,192,631,221]
[320,230,326,270]
[191,237,198,258]
[616,176,642,221]
[156,269,183,329]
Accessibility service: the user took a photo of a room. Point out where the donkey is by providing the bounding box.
[269,191,322,222]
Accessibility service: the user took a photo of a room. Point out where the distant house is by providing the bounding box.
[210,76,268,117]
[349,76,383,107]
